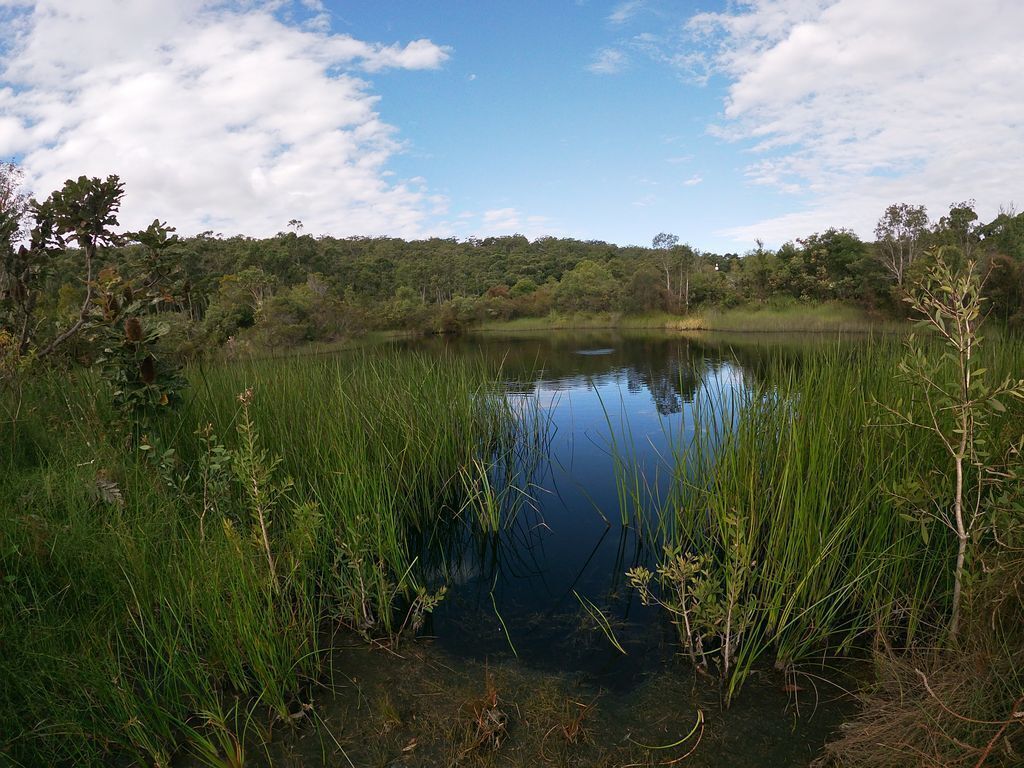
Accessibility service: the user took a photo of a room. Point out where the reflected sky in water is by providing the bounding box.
[393,331,781,687]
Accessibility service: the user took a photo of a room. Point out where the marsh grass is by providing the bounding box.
[673,302,902,334]
[0,349,522,766]
[816,550,1024,767]
[4,333,1022,765]
[475,303,899,335]
[616,339,1024,700]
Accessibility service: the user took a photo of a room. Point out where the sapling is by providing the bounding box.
[881,247,1024,640]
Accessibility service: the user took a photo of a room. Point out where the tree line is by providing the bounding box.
[2,163,1024,364]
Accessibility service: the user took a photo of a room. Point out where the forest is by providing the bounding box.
[3,163,1024,365]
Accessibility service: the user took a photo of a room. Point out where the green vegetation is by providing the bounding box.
[476,302,900,334]
[3,168,1024,766]
[614,258,1024,761]
[3,166,1024,364]
[0,350,520,766]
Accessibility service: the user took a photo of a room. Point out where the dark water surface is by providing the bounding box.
[398,331,764,687]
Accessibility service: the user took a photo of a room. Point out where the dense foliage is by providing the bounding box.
[3,167,1024,363]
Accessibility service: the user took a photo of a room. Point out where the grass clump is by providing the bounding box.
[816,551,1024,767]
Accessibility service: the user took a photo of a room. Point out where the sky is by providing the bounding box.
[0,1,1021,253]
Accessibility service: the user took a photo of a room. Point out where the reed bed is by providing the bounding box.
[4,335,1021,765]
[0,350,522,767]
[625,339,1024,699]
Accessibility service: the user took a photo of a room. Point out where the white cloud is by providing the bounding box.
[0,1,451,238]
[687,0,1024,244]
[468,207,557,238]
[682,174,703,186]
[608,1,644,25]
[588,47,628,74]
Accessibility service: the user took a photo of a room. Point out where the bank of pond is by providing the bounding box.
[1,331,1022,767]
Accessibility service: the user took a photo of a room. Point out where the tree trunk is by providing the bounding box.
[950,450,966,641]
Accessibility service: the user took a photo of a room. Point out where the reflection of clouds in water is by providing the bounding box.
[419,333,817,679]
[504,387,561,414]
[532,386,563,411]
[503,357,750,428]
[696,364,745,399]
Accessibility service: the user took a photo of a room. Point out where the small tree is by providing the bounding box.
[875,203,928,287]
[882,247,1024,639]
[33,175,126,357]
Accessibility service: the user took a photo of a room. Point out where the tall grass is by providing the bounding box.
[674,301,897,334]
[0,350,519,767]
[475,302,899,334]
[623,340,1024,699]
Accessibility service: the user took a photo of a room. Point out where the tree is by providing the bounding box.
[652,232,679,296]
[935,200,979,257]
[875,203,928,286]
[977,203,1024,261]
[881,248,1024,639]
[738,239,779,302]
[554,259,618,312]
[0,162,33,355]
[33,175,126,357]
[623,266,663,313]
[676,244,697,313]
[203,267,278,342]
[0,161,27,247]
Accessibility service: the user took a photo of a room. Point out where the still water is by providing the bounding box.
[400,331,762,686]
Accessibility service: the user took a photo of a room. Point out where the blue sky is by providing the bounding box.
[327,1,780,250]
[1,1,1021,253]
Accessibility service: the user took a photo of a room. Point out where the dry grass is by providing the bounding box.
[816,557,1024,768]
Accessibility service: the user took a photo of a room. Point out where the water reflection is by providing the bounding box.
[393,331,807,688]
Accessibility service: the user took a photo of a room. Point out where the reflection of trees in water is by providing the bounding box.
[393,329,821,415]
[623,340,703,415]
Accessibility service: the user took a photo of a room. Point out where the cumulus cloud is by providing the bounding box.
[687,0,1024,244]
[587,47,629,74]
[0,0,451,237]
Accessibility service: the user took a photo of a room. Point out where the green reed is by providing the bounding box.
[0,348,519,767]
[618,339,1024,699]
